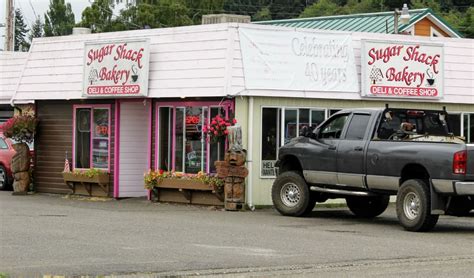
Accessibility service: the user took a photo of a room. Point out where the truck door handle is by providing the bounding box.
[354,146,363,151]
[328,145,336,150]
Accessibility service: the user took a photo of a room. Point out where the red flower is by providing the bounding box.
[232,118,237,124]
[159,169,164,175]
[224,130,229,135]
[214,131,218,135]
[211,120,217,125]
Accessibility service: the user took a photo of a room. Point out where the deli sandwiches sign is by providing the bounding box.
[362,40,443,99]
[83,39,150,97]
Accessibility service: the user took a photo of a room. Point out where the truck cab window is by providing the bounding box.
[319,114,349,139]
[345,114,370,140]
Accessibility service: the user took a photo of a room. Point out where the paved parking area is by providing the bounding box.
[1,191,473,277]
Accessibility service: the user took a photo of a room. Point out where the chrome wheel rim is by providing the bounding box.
[403,192,420,220]
[281,182,301,207]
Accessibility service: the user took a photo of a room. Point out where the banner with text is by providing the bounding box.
[83,39,150,97]
[239,27,359,92]
[361,40,444,99]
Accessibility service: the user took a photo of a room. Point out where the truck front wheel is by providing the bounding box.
[346,195,389,218]
[396,179,439,232]
[272,171,311,217]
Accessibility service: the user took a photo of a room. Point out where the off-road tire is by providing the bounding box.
[346,195,390,218]
[272,171,311,217]
[396,179,439,232]
[0,165,10,191]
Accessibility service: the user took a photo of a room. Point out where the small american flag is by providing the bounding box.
[64,151,71,172]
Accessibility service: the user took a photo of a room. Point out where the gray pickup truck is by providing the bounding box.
[272,107,473,232]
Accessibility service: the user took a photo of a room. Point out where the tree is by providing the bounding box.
[14,9,29,51]
[44,0,76,37]
[118,0,193,29]
[300,0,343,18]
[79,0,114,33]
[28,16,44,46]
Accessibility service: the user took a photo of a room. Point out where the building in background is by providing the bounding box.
[259,8,462,38]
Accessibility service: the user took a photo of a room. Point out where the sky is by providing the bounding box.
[0,0,124,50]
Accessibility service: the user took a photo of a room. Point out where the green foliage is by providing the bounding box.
[0,115,38,144]
[79,0,114,33]
[44,0,76,37]
[29,16,44,45]
[14,9,29,51]
[70,168,106,178]
[300,0,342,18]
[144,170,224,191]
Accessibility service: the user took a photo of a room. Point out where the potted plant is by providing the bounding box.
[62,168,109,195]
[1,115,38,194]
[144,170,224,201]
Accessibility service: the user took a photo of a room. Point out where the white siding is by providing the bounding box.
[0,52,28,104]
[13,24,232,102]
[118,101,150,197]
[12,23,474,105]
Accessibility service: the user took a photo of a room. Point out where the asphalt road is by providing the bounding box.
[1,191,473,277]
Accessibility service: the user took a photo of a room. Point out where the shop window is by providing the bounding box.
[74,106,110,171]
[156,103,230,174]
[464,113,474,143]
[158,107,172,171]
[284,109,297,144]
[447,114,461,136]
[260,107,326,177]
[261,108,281,177]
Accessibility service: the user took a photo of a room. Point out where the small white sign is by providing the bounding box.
[361,40,444,99]
[239,27,359,93]
[261,160,276,177]
[83,39,150,97]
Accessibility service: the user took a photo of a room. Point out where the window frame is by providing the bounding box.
[155,101,232,174]
[260,106,327,179]
[72,104,112,172]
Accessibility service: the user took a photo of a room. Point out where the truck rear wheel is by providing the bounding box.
[396,179,439,232]
[346,195,389,218]
[272,171,311,217]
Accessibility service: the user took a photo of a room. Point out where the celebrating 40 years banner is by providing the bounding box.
[83,39,150,97]
[361,40,444,99]
[238,27,359,93]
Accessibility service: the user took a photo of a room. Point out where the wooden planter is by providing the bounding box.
[151,178,223,204]
[62,172,109,196]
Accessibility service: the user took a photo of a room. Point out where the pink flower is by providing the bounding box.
[224,130,229,135]
[225,122,230,126]
[232,118,237,124]
[212,120,217,125]
[214,131,218,135]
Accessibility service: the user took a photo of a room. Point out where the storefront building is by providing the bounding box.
[11,23,474,206]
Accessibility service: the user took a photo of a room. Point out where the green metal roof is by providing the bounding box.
[257,8,463,38]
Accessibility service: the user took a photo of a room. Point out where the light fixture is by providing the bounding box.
[400,4,410,25]
[394,3,411,34]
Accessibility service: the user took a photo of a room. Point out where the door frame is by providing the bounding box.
[113,98,152,198]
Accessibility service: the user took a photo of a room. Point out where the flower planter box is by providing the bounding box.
[151,178,223,204]
[62,172,110,196]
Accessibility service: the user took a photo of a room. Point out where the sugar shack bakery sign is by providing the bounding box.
[361,40,443,99]
[83,39,150,97]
